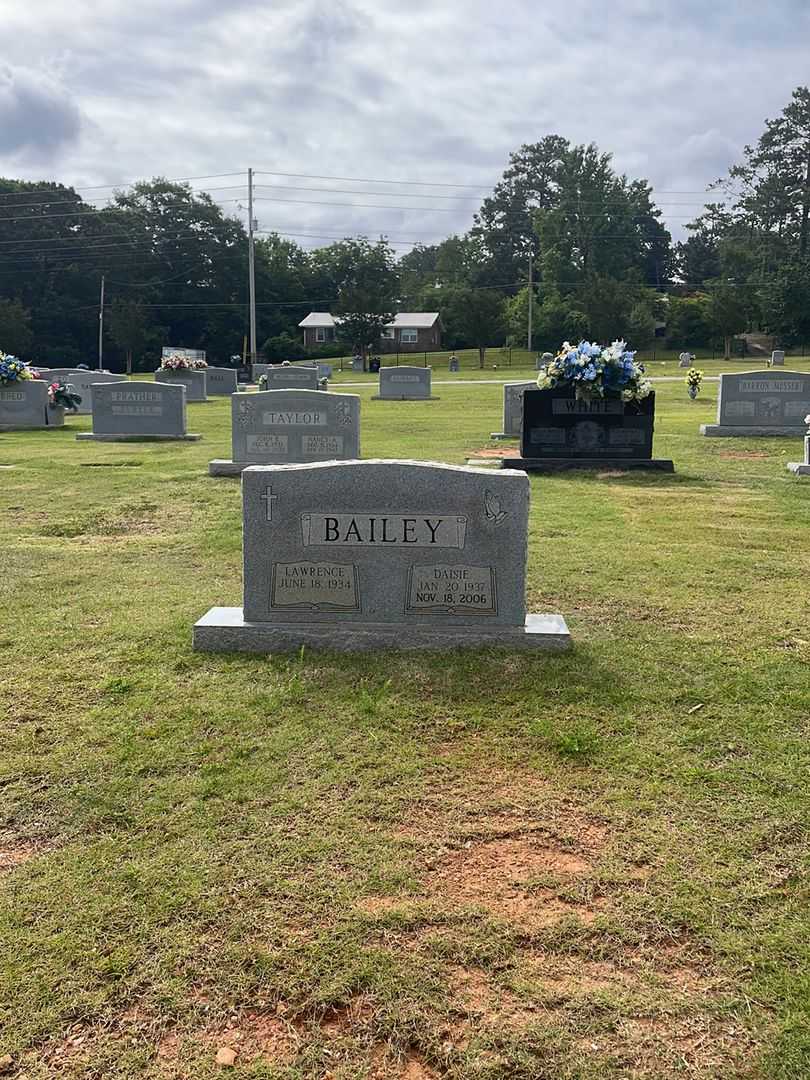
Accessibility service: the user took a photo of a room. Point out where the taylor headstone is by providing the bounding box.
[375,366,433,400]
[77,382,200,441]
[205,367,239,395]
[701,369,810,436]
[209,388,360,476]
[491,381,535,440]
[0,379,62,429]
[154,369,207,402]
[194,459,570,652]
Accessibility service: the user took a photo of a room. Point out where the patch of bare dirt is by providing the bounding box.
[319,995,376,1036]
[470,446,518,458]
[718,450,770,460]
[156,1008,298,1070]
[0,839,45,872]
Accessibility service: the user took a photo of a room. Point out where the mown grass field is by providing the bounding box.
[1,375,809,1079]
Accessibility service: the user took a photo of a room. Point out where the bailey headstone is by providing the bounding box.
[209,388,360,476]
[205,367,239,395]
[701,369,810,436]
[375,366,433,400]
[194,459,570,652]
[0,379,62,429]
[77,381,200,441]
[491,381,535,440]
[154,369,207,402]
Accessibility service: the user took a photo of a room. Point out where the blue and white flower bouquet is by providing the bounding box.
[0,352,33,386]
[536,340,652,403]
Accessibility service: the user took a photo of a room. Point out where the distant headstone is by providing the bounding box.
[374,366,433,400]
[492,381,535,440]
[194,459,570,653]
[679,352,693,368]
[536,352,554,371]
[162,347,205,363]
[77,382,201,441]
[317,363,333,380]
[772,350,785,366]
[205,367,239,395]
[0,379,62,430]
[701,369,810,436]
[351,357,364,372]
[155,369,207,402]
[46,370,128,414]
[209,388,360,476]
[260,365,320,391]
[449,357,460,372]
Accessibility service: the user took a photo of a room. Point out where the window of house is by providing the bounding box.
[315,327,327,342]
[381,327,395,339]
[400,328,418,344]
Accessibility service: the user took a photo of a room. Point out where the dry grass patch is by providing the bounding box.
[0,837,47,873]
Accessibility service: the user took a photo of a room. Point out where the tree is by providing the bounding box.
[108,299,150,373]
[707,283,749,358]
[532,291,588,350]
[665,295,715,349]
[316,238,398,366]
[627,302,657,350]
[445,288,505,367]
[0,298,33,355]
[758,261,810,343]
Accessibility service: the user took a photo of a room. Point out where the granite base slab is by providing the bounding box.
[787,462,810,475]
[371,396,439,401]
[490,432,517,440]
[501,457,675,473]
[701,425,807,437]
[77,433,201,442]
[193,608,571,653]
[209,459,250,476]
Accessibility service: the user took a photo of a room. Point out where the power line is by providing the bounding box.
[0,172,246,200]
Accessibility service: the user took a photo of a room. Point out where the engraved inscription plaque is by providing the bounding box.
[301,434,344,455]
[300,512,467,548]
[406,565,496,616]
[270,562,360,611]
[247,434,288,454]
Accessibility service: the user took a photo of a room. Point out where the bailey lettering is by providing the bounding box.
[299,512,467,548]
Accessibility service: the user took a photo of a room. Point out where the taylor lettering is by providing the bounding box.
[261,410,326,426]
[300,512,467,548]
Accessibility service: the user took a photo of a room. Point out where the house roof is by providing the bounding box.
[298,312,440,329]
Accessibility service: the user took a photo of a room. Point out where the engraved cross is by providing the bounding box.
[261,486,278,522]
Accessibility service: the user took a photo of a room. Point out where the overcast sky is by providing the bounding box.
[0,0,807,251]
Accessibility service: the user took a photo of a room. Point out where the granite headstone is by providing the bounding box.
[205,367,239,395]
[491,381,535,439]
[48,370,128,414]
[772,350,785,366]
[536,352,554,371]
[375,366,433,400]
[259,365,320,391]
[77,381,200,441]
[701,369,810,436]
[194,459,570,652]
[209,388,360,476]
[154,368,207,402]
[0,379,62,429]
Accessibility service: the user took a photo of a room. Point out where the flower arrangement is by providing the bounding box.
[685,367,704,400]
[0,352,33,385]
[48,382,82,412]
[536,341,652,403]
[257,373,268,389]
[160,353,208,371]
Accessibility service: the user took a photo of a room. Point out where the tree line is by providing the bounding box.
[1,85,808,368]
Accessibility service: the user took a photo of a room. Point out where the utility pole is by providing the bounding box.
[527,252,533,354]
[247,167,257,363]
[98,274,105,370]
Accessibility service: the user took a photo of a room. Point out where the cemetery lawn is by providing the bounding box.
[1,380,809,1079]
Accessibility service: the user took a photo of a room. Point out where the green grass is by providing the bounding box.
[1,381,809,1078]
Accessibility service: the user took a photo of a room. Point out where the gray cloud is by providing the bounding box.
[0,0,806,248]
[0,65,82,160]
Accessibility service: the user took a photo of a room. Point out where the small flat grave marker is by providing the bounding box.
[209,388,360,476]
[701,369,810,436]
[194,459,570,652]
[77,381,201,441]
